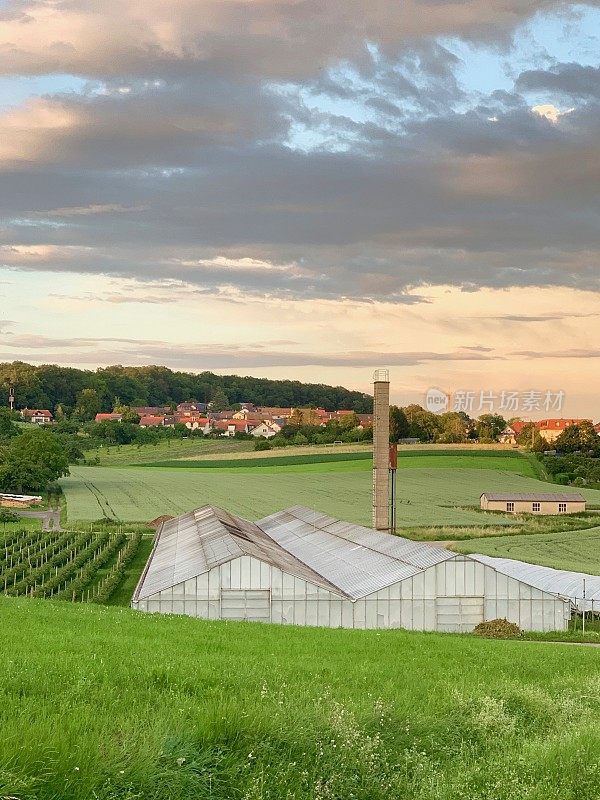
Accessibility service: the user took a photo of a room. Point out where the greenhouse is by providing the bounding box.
[132,504,573,632]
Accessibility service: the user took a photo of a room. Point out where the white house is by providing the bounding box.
[250,421,282,439]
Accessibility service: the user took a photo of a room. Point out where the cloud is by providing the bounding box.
[487,312,600,323]
[0,2,598,304]
[531,103,573,123]
[40,204,147,216]
[510,348,600,359]
[517,64,600,101]
[0,330,502,368]
[0,0,570,82]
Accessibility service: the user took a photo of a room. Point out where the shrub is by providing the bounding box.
[254,439,272,451]
[473,618,523,639]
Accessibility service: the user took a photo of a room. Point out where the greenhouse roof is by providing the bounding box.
[471,554,600,610]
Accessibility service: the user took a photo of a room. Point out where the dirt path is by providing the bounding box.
[13,509,62,531]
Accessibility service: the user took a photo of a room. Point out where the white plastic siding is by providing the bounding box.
[132,553,569,632]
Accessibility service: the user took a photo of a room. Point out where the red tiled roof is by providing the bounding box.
[537,418,587,430]
[95,413,123,422]
[215,419,248,431]
[139,415,165,426]
[22,408,53,418]
[509,421,528,435]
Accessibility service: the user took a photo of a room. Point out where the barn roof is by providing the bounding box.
[481,492,585,502]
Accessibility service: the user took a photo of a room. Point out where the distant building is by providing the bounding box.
[176,402,206,415]
[480,492,586,515]
[132,406,171,416]
[94,413,123,423]
[0,492,43,508]
[176,415,211,433]
[537,418,588,443]
[250,421,282,439]
[255,406,293,419]
[20,408,53,425]
[214,419,250,437]
[498,421,529,444]
[139,415,166,427]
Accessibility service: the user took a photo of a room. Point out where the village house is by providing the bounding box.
[255,406,293,419]
[250,421,282,439]
[176,415,211,433]
[176,402,206,415]
[20,408,53,425]
[95,413,123,423]
[132,406,171,416]
[139,415,167,428]
[214,419,251,437]
[537,418,588,443]
[498,420,528,444]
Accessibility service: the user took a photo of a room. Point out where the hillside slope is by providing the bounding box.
[1,599,600,800]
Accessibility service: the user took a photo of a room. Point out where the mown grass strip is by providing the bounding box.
[138,451,374,469]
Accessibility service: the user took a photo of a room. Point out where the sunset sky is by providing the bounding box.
[0,1,598,417]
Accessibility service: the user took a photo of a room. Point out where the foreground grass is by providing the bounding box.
[454,525,600,574]
[1,599,600,800]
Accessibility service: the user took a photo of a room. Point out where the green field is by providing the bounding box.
[61,462,600,528]
[146,450,537,475]
[455,526,600,574]
[2,598,600,800]
[84,436,254,466]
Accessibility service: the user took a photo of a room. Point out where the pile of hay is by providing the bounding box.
[473,618,523,639]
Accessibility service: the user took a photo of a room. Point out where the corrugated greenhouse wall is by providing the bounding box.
[132,554,569,632]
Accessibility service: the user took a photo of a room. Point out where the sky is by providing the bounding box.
[0,0,599,418]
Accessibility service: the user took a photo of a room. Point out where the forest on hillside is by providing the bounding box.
[0,362,373,414]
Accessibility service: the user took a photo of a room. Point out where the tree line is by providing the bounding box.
[0,362,373,417]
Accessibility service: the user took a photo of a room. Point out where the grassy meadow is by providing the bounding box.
[83,436,254,466]
[455,525,600,574]
[61,458,600,529]
[2,597,600,800]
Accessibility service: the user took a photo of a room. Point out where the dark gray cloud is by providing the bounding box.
[0,3,599,302]
[516,63,600,100]
[487,312,600,322]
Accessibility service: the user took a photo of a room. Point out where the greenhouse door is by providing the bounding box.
[436,597,483,633]
[220,590,271,622]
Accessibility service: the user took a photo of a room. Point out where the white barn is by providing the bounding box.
[132,505,571,632]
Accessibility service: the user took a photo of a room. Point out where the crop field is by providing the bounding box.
[455,526,600,574]
[148,449,537,475]
[84,436,254,466]
[61,463,600,527]
[2,598,600,800]
[0,525,147,602]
